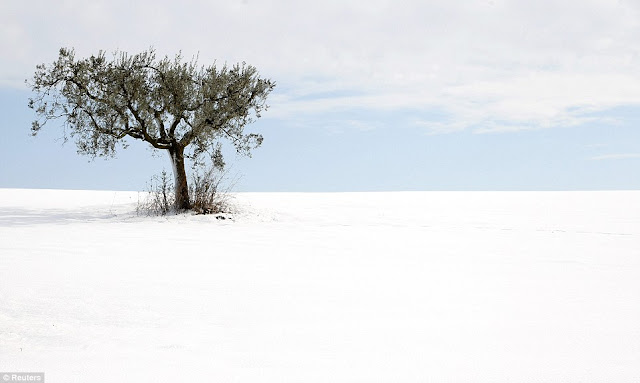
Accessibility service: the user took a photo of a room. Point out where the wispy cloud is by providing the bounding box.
[591,153,640,161]
[4,0,640,133]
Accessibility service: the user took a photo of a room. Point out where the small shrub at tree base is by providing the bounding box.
[137,167,236,217]
[191,167,228,215]
[136,170,174,216]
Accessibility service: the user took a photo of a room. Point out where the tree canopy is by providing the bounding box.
[29,48,275,210]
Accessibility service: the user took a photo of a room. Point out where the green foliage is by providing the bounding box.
[28,47,275,164]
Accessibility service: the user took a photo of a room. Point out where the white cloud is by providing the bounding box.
[4,0,640,132]
[592,153,640,160]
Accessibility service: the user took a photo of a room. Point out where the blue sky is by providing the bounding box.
[1,0,639,191]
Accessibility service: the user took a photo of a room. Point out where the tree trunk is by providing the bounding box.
[168,144,191,211]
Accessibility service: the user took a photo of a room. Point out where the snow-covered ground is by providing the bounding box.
[1,189,639,382]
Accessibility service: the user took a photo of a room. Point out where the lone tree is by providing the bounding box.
[29,48,275,211]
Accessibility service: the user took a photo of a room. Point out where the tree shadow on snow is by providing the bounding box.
[0,207,126,227]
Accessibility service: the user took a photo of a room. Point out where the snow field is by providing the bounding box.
[1,189,639,382]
